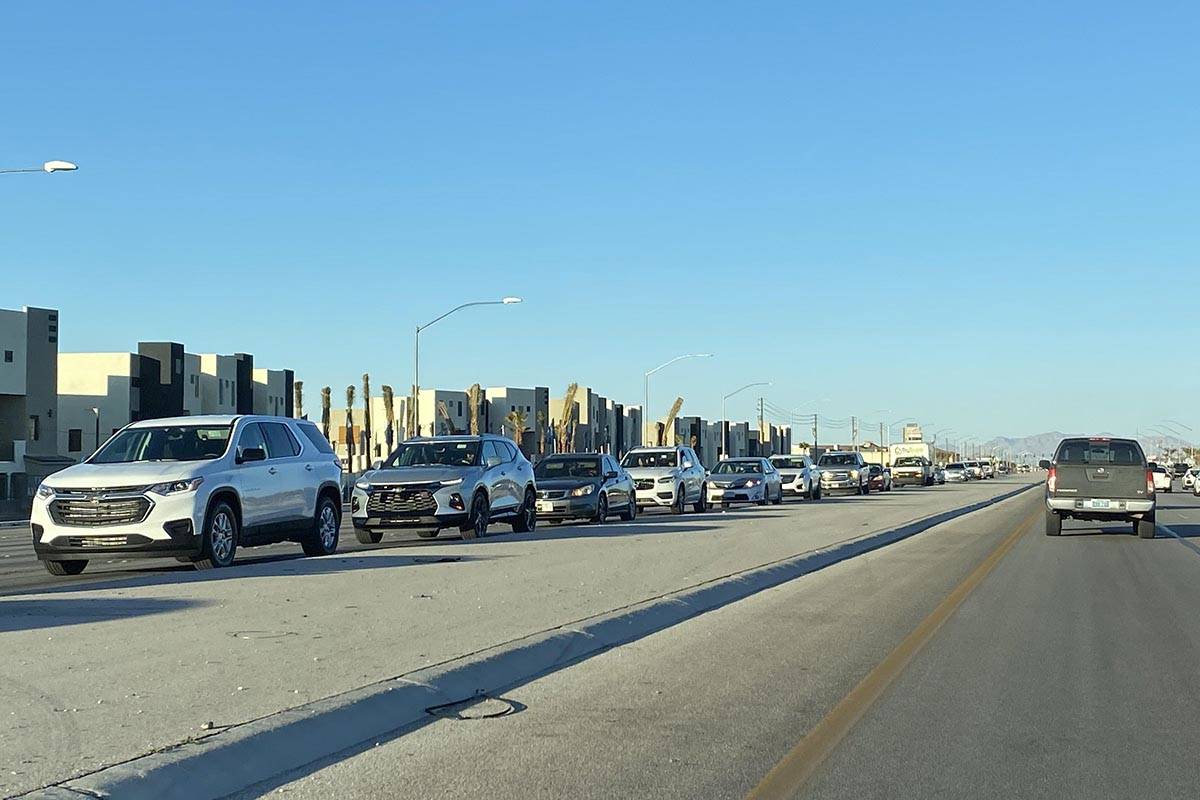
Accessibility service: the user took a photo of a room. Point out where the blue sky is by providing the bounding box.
[4,1,1198,443]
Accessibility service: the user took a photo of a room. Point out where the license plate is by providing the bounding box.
[536,500,552,512]
[1090,499,1111,509]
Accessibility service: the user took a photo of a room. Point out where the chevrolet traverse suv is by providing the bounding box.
[351,435,537,541]
[31,415,344,575]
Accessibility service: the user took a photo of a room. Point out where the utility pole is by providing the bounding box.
[851,415,858,452]
[811,414,818,458]
[758,396,765,456]
[879,422,885,465]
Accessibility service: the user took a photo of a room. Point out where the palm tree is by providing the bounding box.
[660,397,683,446]
[436,400,459,435]
[361,373,372,461]
[505,408,528,444]
[320,387,331,440]
[293,381,304,419]
[555,383,579,453]
[345,385,356,470]
[407,384,418,438]
[536,410,547,456]
[467,384,483,435]
[382,385,396,453]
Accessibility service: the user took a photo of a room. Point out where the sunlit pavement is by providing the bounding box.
[265,483,1200,800]
[3,477,1037,797]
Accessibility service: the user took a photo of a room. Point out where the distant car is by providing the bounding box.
[980,461,995,479]
[817,451,871,495]
[944,462,969,482]
[1172,462,1190,479]
[964,460,984,480]
[1184,468,1200,491]
[768,454,821,500]
[1043,437,1156,538]
[32,415,344,575]
[621,446,707,514]
[705,457,783,508]
[533,453,637,523]
[1150,465,1172,493]
[891,456,933,487]
[867,464,892,492]
[933,465,946,484]
[352,434,537,541]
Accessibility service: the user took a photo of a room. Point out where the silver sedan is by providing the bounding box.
[704,457,784,508]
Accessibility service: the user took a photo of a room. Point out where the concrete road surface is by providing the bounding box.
[266,483,1200,800]
[0,477,1029,797]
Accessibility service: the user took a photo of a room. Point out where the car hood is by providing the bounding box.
[623,466,680,480]
[363,466,479,484]
[537,478,599,491]
[44,460,212,489]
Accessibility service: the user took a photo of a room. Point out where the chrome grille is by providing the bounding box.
[49,496,151,527]
[367,489,436,515]
[635,480,655,491]
[538,490,568,500]
[67,536,130,548]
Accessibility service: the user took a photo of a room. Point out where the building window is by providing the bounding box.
[3,351,11,363]
[458,401,463,416]
[68,429,82,452]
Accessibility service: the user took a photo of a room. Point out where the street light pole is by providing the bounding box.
[0,160,77,175]
[721,381,771,459]
[643,353,713,445]
[412,297,522,436]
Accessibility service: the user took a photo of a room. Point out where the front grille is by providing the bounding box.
[538,490,568,500]
[49,496,151,527]
[67,536,129,547]
[635,480,655,491]
[367,489,437,515]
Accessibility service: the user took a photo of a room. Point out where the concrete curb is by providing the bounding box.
[23,482,1039,800]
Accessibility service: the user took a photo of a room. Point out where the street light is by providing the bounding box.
[643,353,712,444]
[413,296,522,436]
[0,160,78,175]
[721,381,772,458]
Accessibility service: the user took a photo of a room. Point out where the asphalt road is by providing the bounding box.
[266,480,1200,800]
[1,477,1029,797]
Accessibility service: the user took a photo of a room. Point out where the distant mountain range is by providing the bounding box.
[981,432,1194,460]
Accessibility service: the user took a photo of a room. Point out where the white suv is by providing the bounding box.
[31,415,344,575]
[621,446,707,514]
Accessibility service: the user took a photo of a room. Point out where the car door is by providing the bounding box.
[260,421,309,524]
[602,455,625,508]
[681,448,702,501]
[765,460,781,495]
[232,421,275,532]
[482,441,513,512]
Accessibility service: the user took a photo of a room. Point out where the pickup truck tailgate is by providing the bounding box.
[1055,463,1147,499]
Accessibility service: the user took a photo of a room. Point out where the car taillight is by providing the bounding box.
[1147,469,1155,495]
[1047,467,1056,493]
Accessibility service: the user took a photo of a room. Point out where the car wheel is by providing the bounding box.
[861,480,870,495]
[620,494,637,522]
[693,485,707,513]
[355,529,384,544]
[1138,513,1156,539]
[592,493,609,524]
[193,500,238,570]
[43,559,87,576]
[771,485,783,505]
[670,486,685,515]
[512,488,537,533]
[1045,508,1062,536]
[460,492,490,539]
[301,495,341,557]
[812,484,822,501]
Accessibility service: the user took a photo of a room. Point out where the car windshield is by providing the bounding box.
[535,457,601,479]
[1152,466,1168,474]
[622,451,677,468]
[769,457,807,469]
[90,425,232,463]
[713,461,763,474]
[818,454,857,466]
[947,463,965,470]
[1055,439,1143,466]
[385,441,480,467]
[894,457,924,466]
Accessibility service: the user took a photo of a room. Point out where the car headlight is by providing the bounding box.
[656,476,674,484]
[439,478,463,487]
[569,484,595,497]
[744,479,760,487]
[355,481,373,492]
[36,484,55,500]
[850,470,860,479]
[148,477,205,495]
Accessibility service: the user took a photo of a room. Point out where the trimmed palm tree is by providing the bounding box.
[659,397,683,446]
[555,383,579,453]
[361,373,372,461]
[293,381,304,419]
[505,408,528,444]
[382,385,396,453]
[536,410,547,456]
[320,387,331,440]
[467,384,483,435]
[436,400,458,435]
[345,385,356,470]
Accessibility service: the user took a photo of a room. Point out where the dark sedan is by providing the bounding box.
[533,453,637,524]
[867,463,893,492]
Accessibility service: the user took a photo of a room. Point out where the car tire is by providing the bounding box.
[812,484,822,501]
[512,488,537,533]
[355,529,384,544]
[1138,513,1156,539]
[860,481,870,496]
[620,495,637,522]
[1045,508,1062,536]
[757,491,769,507]
[301,495,341,557]
[43,559,87,576]
[592,493,609,524]
[193,500,238,570]
[460,491,490,539]
[771,486,783,505]
[416,530,439,539]
[670,486,685,515]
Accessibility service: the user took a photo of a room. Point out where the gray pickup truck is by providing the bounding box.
[1040,437,1155,538]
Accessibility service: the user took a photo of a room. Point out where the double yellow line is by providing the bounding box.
[746,505,1039,799]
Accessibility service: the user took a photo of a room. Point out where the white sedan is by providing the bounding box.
[1151,465,1173,493]
[768,454,821,500]
[1184,468,1200,491]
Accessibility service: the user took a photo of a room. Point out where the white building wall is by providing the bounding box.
[0,310,28,396]
[199,354,238,415]
[182,353,202,415]
[252,368,288,417]
[57,352,136,457]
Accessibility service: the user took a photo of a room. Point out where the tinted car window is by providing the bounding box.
[818,454,857,466]
[262,422,300,458]
[92,424,232,464]
[535,457,601,479]
[237,422,267,457]
[501,441,518,461]
[623,451,677,468]
[1055,439,1143,466]
[298,423,335,455]
[386,440,479,467]
[483,441,504,468]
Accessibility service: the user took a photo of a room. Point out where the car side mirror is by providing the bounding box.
[372,459,384,470]
[238,447,266,464]
[682,461,693,469]
[1038,459,1051,470]
[605,470,618,480]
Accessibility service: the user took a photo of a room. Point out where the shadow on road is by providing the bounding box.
[0,597,206,633]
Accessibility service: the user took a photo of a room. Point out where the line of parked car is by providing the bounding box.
[27,417,967,577]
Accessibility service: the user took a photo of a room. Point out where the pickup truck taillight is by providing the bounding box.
[1147,469,1155,495]
[1047,467,1056,494]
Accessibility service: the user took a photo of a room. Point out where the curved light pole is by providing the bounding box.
[413,296,522,436]
[642,353,712,444]
[721,381,771,458]
[1,160,77,175]
[887,417,916,447]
